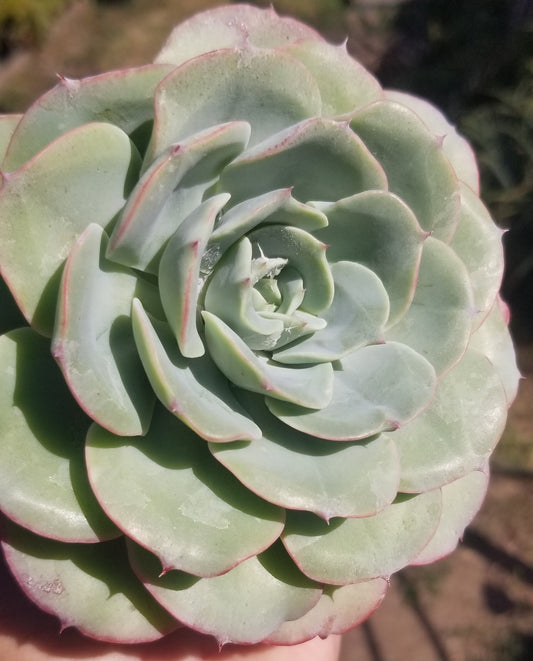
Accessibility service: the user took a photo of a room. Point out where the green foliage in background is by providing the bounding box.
[0,0,72,53]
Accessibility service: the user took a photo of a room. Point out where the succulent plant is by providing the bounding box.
[0,3,520,647]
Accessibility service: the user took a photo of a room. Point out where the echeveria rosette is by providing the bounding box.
[0,3,520,647]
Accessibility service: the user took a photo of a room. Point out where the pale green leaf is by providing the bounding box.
[0,122,140,336]
[0,328,118,542]
[0,114,21,162]
[394,348,508,493]
[86,407,284,577]
[2,522,177,643]
[211,392,400,520]
[128,541,321,646]
[350,100,461,241]
[131,299,262,442]
[268,342,436,441]
[52,224,155,436]
[282,490,442,583]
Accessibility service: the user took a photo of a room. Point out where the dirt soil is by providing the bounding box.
[1,2,532,660]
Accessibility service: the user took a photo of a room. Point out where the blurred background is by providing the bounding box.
[0,1,531,659]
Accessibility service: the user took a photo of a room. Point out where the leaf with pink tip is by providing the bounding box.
[350,100,461,241]
[285,40,383,116]
[86,406,284,578]
[131,299,261,443]
[2,521,178,643]
[52,224,155,436]
[202,311,333,410]
[2,65,172,171]
[155,4,323,66]
[394,348,509,493]
[385,237,475,375]
[0,328,118,542]
[220,117,387,206]
[210,392,400,520]
[268,342,436,441]
[282,490,442,584]
[385,89,480,193]
[0,122,139,336]
[149,48,322,158]
[412,469,489,565]
[127,540,321,646]
[265,579,388,644]
[107,122,249,272]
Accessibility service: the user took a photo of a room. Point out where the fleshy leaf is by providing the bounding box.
[2,65,172,171]
[413,469,489,565]
[450,182,504,329]
[2,522,178,643]
[273,261,390,364]
[282,490,442,584]
[86,407,284,577]
[385,89,480,193]
[211,393,400,520]
[202,311,333,409]
[149,48,322,158]
[385,236,475,375]
[128,541,321,646]
[315,191,426,326]
[285,40,383,116]
[469,298,521,404]
[107,122,249,272]
[0,328,118,542]
[350,100,461,241]
[131,299,262,442]
[155,4,323,66]
[268,342,436,441]
[393,348,509,493]
[0,114,21,161]
[0,122,139,336]
[220,117,387,206]
[52,224,155,437]
[159,194,230,357]
[265,579,388,644]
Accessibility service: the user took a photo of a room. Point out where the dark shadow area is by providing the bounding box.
[463,528,533,584]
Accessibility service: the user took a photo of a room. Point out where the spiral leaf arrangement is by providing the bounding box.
[0,4,520,646]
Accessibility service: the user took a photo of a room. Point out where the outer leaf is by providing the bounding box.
[385,237,475,375]
[86,407,284,577]
[413,469,489,565]
[159,194,230,357]
[220,117,387,206]
[469,298,521,404]
[0,114,21,161]
[450,182,504,329]
[350,100,461,241]
[52,224,155,436]
[285,40,383,116]
[2,65,172,171]
[385,89,480,193]
[211,393,400,520]
[155,4,323,66]
[2,522,178,643]
[268,342,436,441]
[394,348,508,493]
[273,261,389,364]
[128,541,321,646]
[131,299,262,443]
[282,490,442,584]
[149,48,322,158]
[265,579,388,644]
[315,191,426,326]
[0,122,139,336]
[107,122,249,272]
[0,329,118,542]
[202,311,333,409]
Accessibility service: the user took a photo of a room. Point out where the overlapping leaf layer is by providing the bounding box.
[0,4,519,646]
